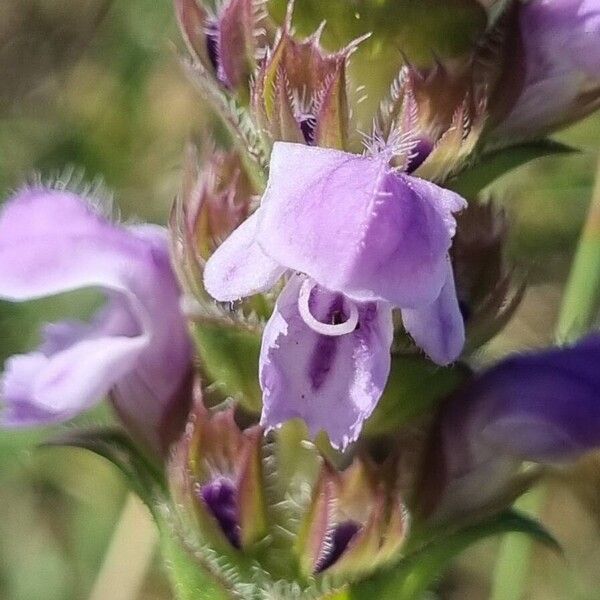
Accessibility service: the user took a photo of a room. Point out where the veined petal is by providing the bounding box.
[257,142,464,307]
[259,275,393,449]
[204,210,285,302]
[0,188,192,453]
[401,261,465,365]
[400,176,467,237]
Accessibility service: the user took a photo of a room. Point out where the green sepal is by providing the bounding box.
[449,139,577,198]
[191,319,263,413]
[364,356,469,436]
[155,505,235,600]
[40,426,165,508]
[349,509,561,600]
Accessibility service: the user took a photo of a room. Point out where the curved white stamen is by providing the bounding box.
[298,279,359,337]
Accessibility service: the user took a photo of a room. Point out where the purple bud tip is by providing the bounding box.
[299,114,317,145]
[199,477,241,548]
[204,22,220,75]
[316,520,361,573]
[406,137,434,173]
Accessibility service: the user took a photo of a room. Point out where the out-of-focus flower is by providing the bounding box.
[169,396,267,550]
[0,187,192,454]
[252,4,366,149]
[491,0,600,140]
[204,141,467,448]
[418,334,600,520]
[174,0,268,92]
[297,458,409,578]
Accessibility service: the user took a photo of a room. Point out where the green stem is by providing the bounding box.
[490,154,600,600]
[489,488,545,600]
[556,155,600,342]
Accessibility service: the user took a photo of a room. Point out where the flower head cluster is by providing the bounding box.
[1,0,600,595]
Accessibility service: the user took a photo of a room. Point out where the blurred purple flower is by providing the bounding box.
[495,0,600,139]
[420,334,600,519]
[204,142,466,448]
[0,187,192,454]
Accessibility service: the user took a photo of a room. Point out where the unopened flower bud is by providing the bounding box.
[296,458,409,579]
[170,143,255,297]
[169,393,267,551]
[174,0,268,92]
[376,61,487,182]
[489,0,600,141]
[252,5,366,150]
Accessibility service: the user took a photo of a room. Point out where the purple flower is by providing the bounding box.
[0,187,192,454]
[204,142,466,448]
[419,334,600,519]
[494,0,600,139]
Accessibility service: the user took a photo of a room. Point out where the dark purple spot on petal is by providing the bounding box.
[198,477,241,548]
[306,291,349,391]
[317,520,361,573]
[308,335,338,391]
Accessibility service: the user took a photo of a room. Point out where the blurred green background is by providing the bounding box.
[0,1,599,599]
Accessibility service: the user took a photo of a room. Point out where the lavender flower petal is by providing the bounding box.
[496,0,600,138]
[203,210,286,302]
[259,275,393,449]
[257,142,465,307]
[401,262,465,365]
[0,188,192,452]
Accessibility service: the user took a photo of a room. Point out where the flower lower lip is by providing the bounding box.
[298,279,359,337]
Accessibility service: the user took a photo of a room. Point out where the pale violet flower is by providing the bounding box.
[495,0,600,139]
[0,187,192,454]
[204,142,467,448]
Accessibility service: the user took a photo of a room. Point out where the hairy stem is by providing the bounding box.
[490,154,600,600]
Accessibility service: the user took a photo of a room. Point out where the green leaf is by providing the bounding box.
[41,427,165,508]
[364,356,469,436]
[350,510,561,600]
[192,319,263,413]
[449,140,577,198]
